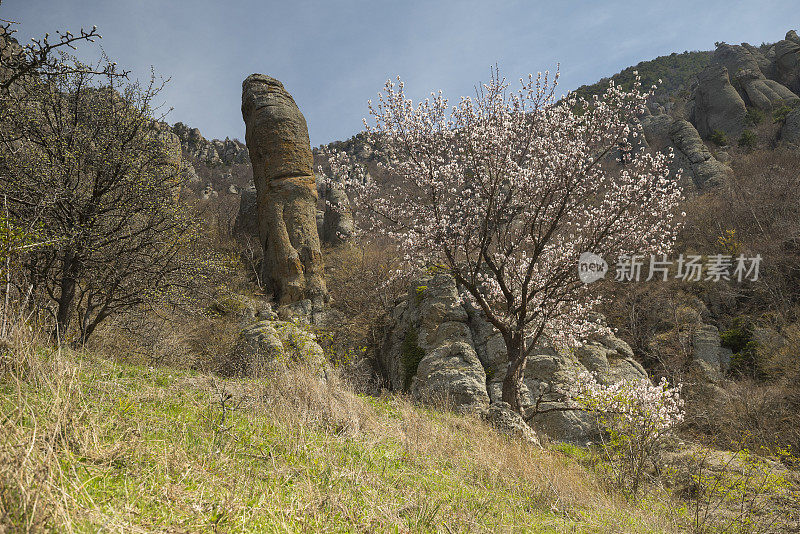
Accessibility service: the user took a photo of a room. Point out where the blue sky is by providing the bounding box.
[3,1,797,145]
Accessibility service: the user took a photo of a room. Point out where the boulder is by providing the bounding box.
[380,275,489,412]
[521,350,599,444]
[242,74,328,305]
[224,320,326,377]
[201,183,217,200]
[690,324,731,383]
[484,402,542,446]
[411,340,490,413]
[693,65,748,141]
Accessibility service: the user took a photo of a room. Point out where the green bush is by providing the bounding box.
[745,108,765,125]
[401,326,425,389]
[709,130,728,146]
[738,129,757,148]
[772,103,797,123]
[720,321,761,378]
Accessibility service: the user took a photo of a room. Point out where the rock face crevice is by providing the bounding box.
[241,74,328,306]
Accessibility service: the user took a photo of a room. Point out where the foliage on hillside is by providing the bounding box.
[572,50,714,102]
[1,330,685,533]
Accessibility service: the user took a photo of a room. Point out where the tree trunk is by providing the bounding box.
[55,251,77,339]
[501,334,528,413]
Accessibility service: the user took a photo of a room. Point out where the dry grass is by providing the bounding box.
[0,319,685,533]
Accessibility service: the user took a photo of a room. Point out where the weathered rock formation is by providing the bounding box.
[380,274,490,413]
[639,115,731,190]
[380,274,648,443]
[690,32,800,143]
[485,402,542,446]
[693,65,748,140]
[668,119,732,189]
[690,324,732,383]
[317,175,354,246]
[773,33,800,94]
[171,122,249,166]
[242,74,328,305]
[713,43,799,112]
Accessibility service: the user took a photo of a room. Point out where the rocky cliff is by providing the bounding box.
[171,121,249,166]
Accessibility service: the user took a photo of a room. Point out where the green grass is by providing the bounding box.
[1,342,681,532]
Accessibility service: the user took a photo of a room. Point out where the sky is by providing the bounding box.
[3,0,797,146]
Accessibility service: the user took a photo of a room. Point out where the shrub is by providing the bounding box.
[745,108,765,125]
[565,371,685,499]
[772,103,796,123]
[738,129,757,148]
[720,320,761,378]
[709,129,728,146]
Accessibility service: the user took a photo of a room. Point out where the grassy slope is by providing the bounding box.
[0,341,680,533]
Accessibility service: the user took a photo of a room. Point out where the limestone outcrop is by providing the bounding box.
[690,324,732,383]
[380,274,649,443]
[171,122,249,166]
[224,319,327,378]
[668,120,732,189]
[711,43,799,112]
[639,115,731,190]
[692,65,748,140]
[242,74,328,305]
[318,176,354,246]
[380,274,490,413]
[689,33,800,144]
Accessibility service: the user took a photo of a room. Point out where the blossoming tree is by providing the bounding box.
[566,371,684,497]
[326,68,683,412]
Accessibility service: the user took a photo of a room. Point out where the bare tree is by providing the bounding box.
[1,43,195,342]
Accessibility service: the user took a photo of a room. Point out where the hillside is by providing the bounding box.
[572,49,714,103]
[5,12,800,534]
[2,338,681,532]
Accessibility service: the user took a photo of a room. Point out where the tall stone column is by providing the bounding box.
[241,74,327,305]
